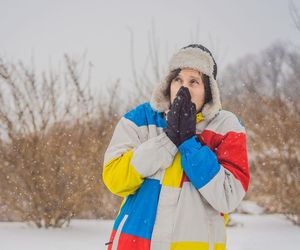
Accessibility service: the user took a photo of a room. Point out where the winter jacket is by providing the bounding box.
[102,101,250,250]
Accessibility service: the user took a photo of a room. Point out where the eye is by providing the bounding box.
[190,79,199,85]
[174,77,182,83]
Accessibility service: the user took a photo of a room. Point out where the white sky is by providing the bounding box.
[1,0,300,90]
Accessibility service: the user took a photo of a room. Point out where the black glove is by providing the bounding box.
[164,88,184,146]
[178,87,196,145]
[164,86,196,146]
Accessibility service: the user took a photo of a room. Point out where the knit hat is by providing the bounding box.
[150,44,222,120]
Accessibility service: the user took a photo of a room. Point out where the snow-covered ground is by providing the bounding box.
[227,213,300,250]
[0,209,299,250]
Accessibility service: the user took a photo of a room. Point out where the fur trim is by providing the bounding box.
[150,74,171,112]
[150,46,222,120]
[200,77,222,120]
[169,47,214,77]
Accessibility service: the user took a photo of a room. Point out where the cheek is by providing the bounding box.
[190,86,205,108]
[170,84,180,103]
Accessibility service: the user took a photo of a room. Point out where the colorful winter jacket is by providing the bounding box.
[102,101,250,250]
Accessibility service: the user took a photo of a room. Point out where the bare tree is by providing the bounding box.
[126,22,166,108]
[289,0,300,32]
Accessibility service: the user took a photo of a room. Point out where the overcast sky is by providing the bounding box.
[1,0,299,90]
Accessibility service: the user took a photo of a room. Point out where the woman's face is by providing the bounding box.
[170,68,205,113]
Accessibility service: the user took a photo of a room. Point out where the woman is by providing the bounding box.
[102,44,250,250]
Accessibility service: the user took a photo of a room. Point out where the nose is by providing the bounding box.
[182,81,187,87]
[177,85,192,100]
[182,81,191,90]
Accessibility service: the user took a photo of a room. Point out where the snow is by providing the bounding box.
[0,213,299,250]
[0,219,113,250]
[227,214,300,250]
[235,200,265,215]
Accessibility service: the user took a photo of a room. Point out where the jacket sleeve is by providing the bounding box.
[178,114,250,214]
[102,115,177,198]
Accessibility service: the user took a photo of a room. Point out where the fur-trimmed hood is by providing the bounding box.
[150,44,222,121]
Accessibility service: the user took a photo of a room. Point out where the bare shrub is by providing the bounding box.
[220,42,300,224]
[0,55,123,227]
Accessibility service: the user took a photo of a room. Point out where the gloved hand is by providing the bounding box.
[177,87,196,145]
[164,88,184,146]
[164,86,196,146]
